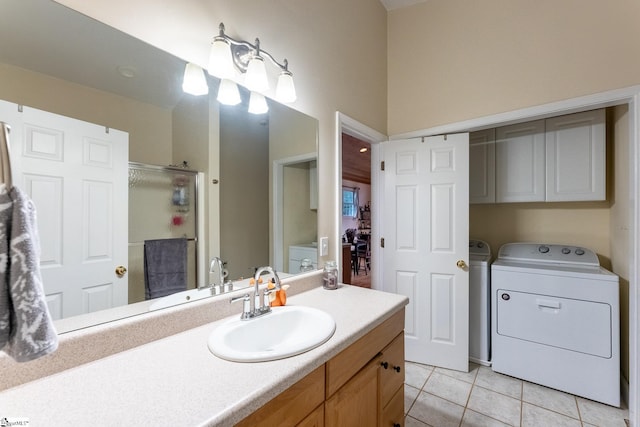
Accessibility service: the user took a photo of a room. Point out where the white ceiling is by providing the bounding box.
[379,0,427,11]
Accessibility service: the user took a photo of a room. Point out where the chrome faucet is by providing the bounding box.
[230,266,281,320]
[252,266,281,314]
[206,257,226,295]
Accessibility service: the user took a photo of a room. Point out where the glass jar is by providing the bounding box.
[323,260,338,290]
[300,258,315,273]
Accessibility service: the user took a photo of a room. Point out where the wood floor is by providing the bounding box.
[350,270,371,288]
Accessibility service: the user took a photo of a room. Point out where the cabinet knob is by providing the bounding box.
[393,365,401,373]
[380,361,389,369]
[394,424,401,427]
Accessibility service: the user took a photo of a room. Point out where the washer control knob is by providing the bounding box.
[538,245,550,254]
[575,248,585,256]
[561,247,571,254]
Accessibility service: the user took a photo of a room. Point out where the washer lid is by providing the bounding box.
[497,243,599,268]
[469,239,491,257]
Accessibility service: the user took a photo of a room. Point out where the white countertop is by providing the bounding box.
[0,285,407,426]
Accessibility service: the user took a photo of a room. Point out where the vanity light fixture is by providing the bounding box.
[182,63,209,96]
[207,22,297,107]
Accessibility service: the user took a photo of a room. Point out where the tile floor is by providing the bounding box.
[404,361,629,427]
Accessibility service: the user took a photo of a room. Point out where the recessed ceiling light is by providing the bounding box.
[359,147,368,153]
[117,65,136,78]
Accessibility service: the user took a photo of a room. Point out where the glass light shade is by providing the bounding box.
[208,38,234,79]
[244,56,269,92]
[182,63,209,96]
[217,79,241,105]
[248,91,269,114]
[275,71,297,103]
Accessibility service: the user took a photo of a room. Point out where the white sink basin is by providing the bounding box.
[208,306,336,362]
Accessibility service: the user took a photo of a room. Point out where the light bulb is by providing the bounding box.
[182,63,208,96]
[217,79,241,105]
[208,38,234,79]
[275,71,296,103]
[248,91,269,114]
[244,56,269,92]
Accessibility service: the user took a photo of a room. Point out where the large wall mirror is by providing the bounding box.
[0,0,319,333]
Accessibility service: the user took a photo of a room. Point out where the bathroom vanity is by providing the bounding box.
[0,282,407,426]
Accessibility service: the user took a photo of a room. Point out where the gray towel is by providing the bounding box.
[144,238,188,299]
[0,185,58,362]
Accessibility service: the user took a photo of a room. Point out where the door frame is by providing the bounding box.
[388,85,640,424]
[336,112,387,289]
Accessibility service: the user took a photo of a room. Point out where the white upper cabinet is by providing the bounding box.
[545,109,606,201]
[469,128,496,204]
[469,110,607,204]
[495,120,546,203]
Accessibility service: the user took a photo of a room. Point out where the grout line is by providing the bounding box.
[459,364,480,427]
[520,381,524,427]
[405,383,420,416]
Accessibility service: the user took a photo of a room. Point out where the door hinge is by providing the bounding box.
[380,237,385,248]
[380,161,385,171]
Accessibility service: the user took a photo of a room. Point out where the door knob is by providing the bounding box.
[115,265,128,277]
[456,260,467,269]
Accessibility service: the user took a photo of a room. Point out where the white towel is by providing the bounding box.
[0,184,58,362]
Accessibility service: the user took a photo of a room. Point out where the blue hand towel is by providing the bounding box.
[144,238,188,299]
[0,185,58,362]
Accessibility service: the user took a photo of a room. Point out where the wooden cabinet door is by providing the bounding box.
[297,403,324,427]
[325,358,379,427]
[379,333,405,406]
[381,386,405,427]
[496,120,545,202]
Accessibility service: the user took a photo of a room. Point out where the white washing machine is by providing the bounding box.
[469,239,491,366]
[491,243,620,407]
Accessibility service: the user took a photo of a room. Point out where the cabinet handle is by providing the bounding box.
[393,365,401,373]
[380,361,389,369]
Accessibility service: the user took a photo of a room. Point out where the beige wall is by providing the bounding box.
[388,0,640,134]
[0,63,173,165]
[55,0,389,264]
[219,106,269,280]
[470,202,611,265]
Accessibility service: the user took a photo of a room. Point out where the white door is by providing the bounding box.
[382,135,469,371]
[0,100,128,320]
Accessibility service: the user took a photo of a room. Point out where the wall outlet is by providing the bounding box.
[320,237,329,257]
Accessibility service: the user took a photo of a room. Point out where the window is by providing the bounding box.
[342,187,359,218]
